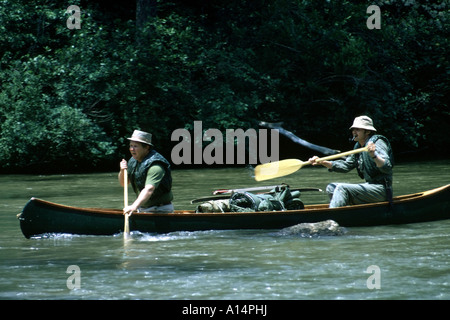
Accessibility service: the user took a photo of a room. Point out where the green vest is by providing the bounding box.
[127,149,172,200]
[354,134,394,185]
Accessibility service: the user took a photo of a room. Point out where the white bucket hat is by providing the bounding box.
[349,116,377,132]
[127,130,153,146]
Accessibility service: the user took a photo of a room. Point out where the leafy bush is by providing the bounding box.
[1,0,449,173]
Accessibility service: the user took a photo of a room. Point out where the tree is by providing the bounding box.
[1,0,448,173]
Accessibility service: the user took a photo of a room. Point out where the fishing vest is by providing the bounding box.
[354,134,394,184]
[127,149,172,198]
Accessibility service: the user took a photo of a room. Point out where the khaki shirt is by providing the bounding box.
[330,137,393,185]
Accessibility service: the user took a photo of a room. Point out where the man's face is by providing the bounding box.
[129,141,150,162]
[352,128,371,143]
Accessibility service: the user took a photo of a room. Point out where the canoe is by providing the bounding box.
[18,184,450,238]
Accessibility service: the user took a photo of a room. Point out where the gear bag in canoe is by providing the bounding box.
[195,186,304,213]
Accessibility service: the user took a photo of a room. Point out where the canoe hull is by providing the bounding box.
[18,185,450,238]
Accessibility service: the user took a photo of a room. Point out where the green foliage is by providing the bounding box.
[0,0,449,172]
[0,61,115,171]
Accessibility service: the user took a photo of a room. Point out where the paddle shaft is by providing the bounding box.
[213,185,321,195]
[124,169,128,207]
[313,146,369,163]
[213,184,289,195]
[123,169,130,236]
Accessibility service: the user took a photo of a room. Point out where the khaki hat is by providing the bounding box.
[127,130,153,146]
[349,116,377,132]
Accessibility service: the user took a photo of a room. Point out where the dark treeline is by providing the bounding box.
[1,0,448,173]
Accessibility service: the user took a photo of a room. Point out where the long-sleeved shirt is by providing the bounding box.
[329,135,393,186]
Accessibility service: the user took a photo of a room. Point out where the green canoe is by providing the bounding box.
[18,184,450,238]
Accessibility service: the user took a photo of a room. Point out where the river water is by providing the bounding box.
[1,160,449,300]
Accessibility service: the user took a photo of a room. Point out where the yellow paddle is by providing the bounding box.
[123,168,130,238]
[254,146,369,181]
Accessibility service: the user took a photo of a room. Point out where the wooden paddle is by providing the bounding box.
[213,184,290,195]
[123,168,130,238]
[213,185,321,195]
[254,146,369,181]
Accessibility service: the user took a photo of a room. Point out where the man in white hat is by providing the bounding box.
[119,130,174,214]
[309,116,393,208]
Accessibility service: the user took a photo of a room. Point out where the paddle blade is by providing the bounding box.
[254,159,305,181]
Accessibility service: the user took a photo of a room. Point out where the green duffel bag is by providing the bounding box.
[229,186,304,212]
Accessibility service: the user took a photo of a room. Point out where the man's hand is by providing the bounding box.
[120,159,128,170]
[367,142,376,158]
[308,156,320,166]
[123,204,137,216]
[119,159,129,187]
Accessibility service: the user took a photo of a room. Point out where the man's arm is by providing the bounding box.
[308,157,333,169]
[123,164,165,215]
[124,184,156,214]
[308,155,356,172]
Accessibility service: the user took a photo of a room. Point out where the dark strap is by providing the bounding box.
[384,178,394,208]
